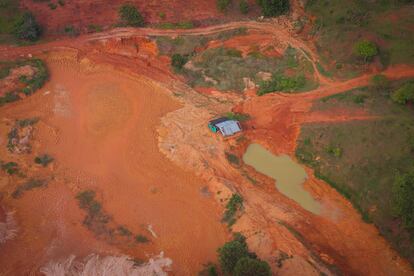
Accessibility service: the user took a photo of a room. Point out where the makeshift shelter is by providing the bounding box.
[208,117,242,137]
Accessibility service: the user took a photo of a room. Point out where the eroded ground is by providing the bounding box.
[1,17,414,276]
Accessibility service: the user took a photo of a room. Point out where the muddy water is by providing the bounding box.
[243,143,321,214]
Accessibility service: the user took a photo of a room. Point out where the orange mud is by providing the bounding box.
[0,50,226,275]
[1,21,414,275]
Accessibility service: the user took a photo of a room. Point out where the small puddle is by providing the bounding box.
[243,143,321,214]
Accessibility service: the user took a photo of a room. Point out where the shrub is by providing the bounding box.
[158,12,166,19]
[13,12,42,41]
[233,257,271,276]
[12,179,46,198]
[199,263,218,276]
[217,0,231,12]
[222,193,243,225]
[135,234,149,243]
[257,0,290,17]
[391,81,414,105]
[48,3,57,10]
[58,0,65,6]
[225,152,240,166]
[392,169,414,229]
[117,226,132,236]
[371,74,389,92]
[218,240,249,273]
[171,54,188,70]
[34,154,54,167]
[1,161,19,175]
[354,40,378,62]
[64,25,79,37]
[119,4,145,27]
[87,24,103,33]
[240,0,249,14]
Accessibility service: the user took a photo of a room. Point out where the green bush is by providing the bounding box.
[354,40,378,62]
[135,234,149,243]
[240,0,249,14]
[218,240,249,273]
[371,74,389,92]
[1,161,19,175]
[12,179,46,198]
[13,12,42,41]
[58,0,65,6]
[225,152,240,166]
[119,4,145,27]
[257,0,290,17]
[34,154,54,167]
[257,74,306,95]
[64,25,79,37]
[226,112,250,121]
[233,257,271,276]
[199,263,218,276]
[171,54,189,70]
[391,81,414,105]
[392,169,414,229]
[217,0,231,12]
[223,193,243,225]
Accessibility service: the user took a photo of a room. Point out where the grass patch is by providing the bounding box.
[296,79,414,265]
[306,0,414,78]
[222,193,244,226]
[12,178,46,198]
[225,112,250,122]
[156,21,194,29]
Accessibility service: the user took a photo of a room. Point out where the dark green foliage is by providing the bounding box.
[233,257,271,276]
[34,154,54,167]
[13,12,42,41]
[171,54,189,70]
[135,234,149,243]
[12,179,46,198]
[217,0,231,12]
[119,4,145,27]
[198,263,218,276]
[1,161,19,175]
[257,0,290,17]
[257,74,306,95]
[222,193,243,225]
[48,3,57,10]
[58,0,65,6]
[218,240,249,273]
[17,117,39,127]
[87,24,103,33]
[391,81,414,105]
[225,152,240,166]
[392,169,414,229]
[240,0,249,14]
[354,40,378,62]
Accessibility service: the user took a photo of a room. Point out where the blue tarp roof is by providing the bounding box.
[215,120,242,136]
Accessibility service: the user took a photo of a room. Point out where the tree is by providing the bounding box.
[13,12,42,41]
[171,54,188,70]
[233,257,272,276]
[354,40,378,62]
[217,0,231,12]
[218,240,249,273]
[392,169,414,229]
[391,81,414,105]
[119,4,145,27]
[257,0,290,17]
[240,0,249,14]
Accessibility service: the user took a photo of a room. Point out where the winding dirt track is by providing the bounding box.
[1,21,414,275]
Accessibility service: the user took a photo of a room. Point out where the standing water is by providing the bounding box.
[243,143,321,214]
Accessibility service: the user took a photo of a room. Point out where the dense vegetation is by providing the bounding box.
[217,0,231,12]
[119,4,145,27]
[296,78,414,265]
[257,0,290,17]
[0,58,49,106]
[216,233,271,275]
[13,11,42,41]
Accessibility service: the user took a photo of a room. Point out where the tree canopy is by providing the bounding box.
[233,257,271,276]
[392,169,414,229]
[354,40,378,62]
[257,0,290,17]
[13,12,42,41]
[119,4,145,27]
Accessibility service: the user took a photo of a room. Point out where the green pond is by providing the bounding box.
[243,143,321,214]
